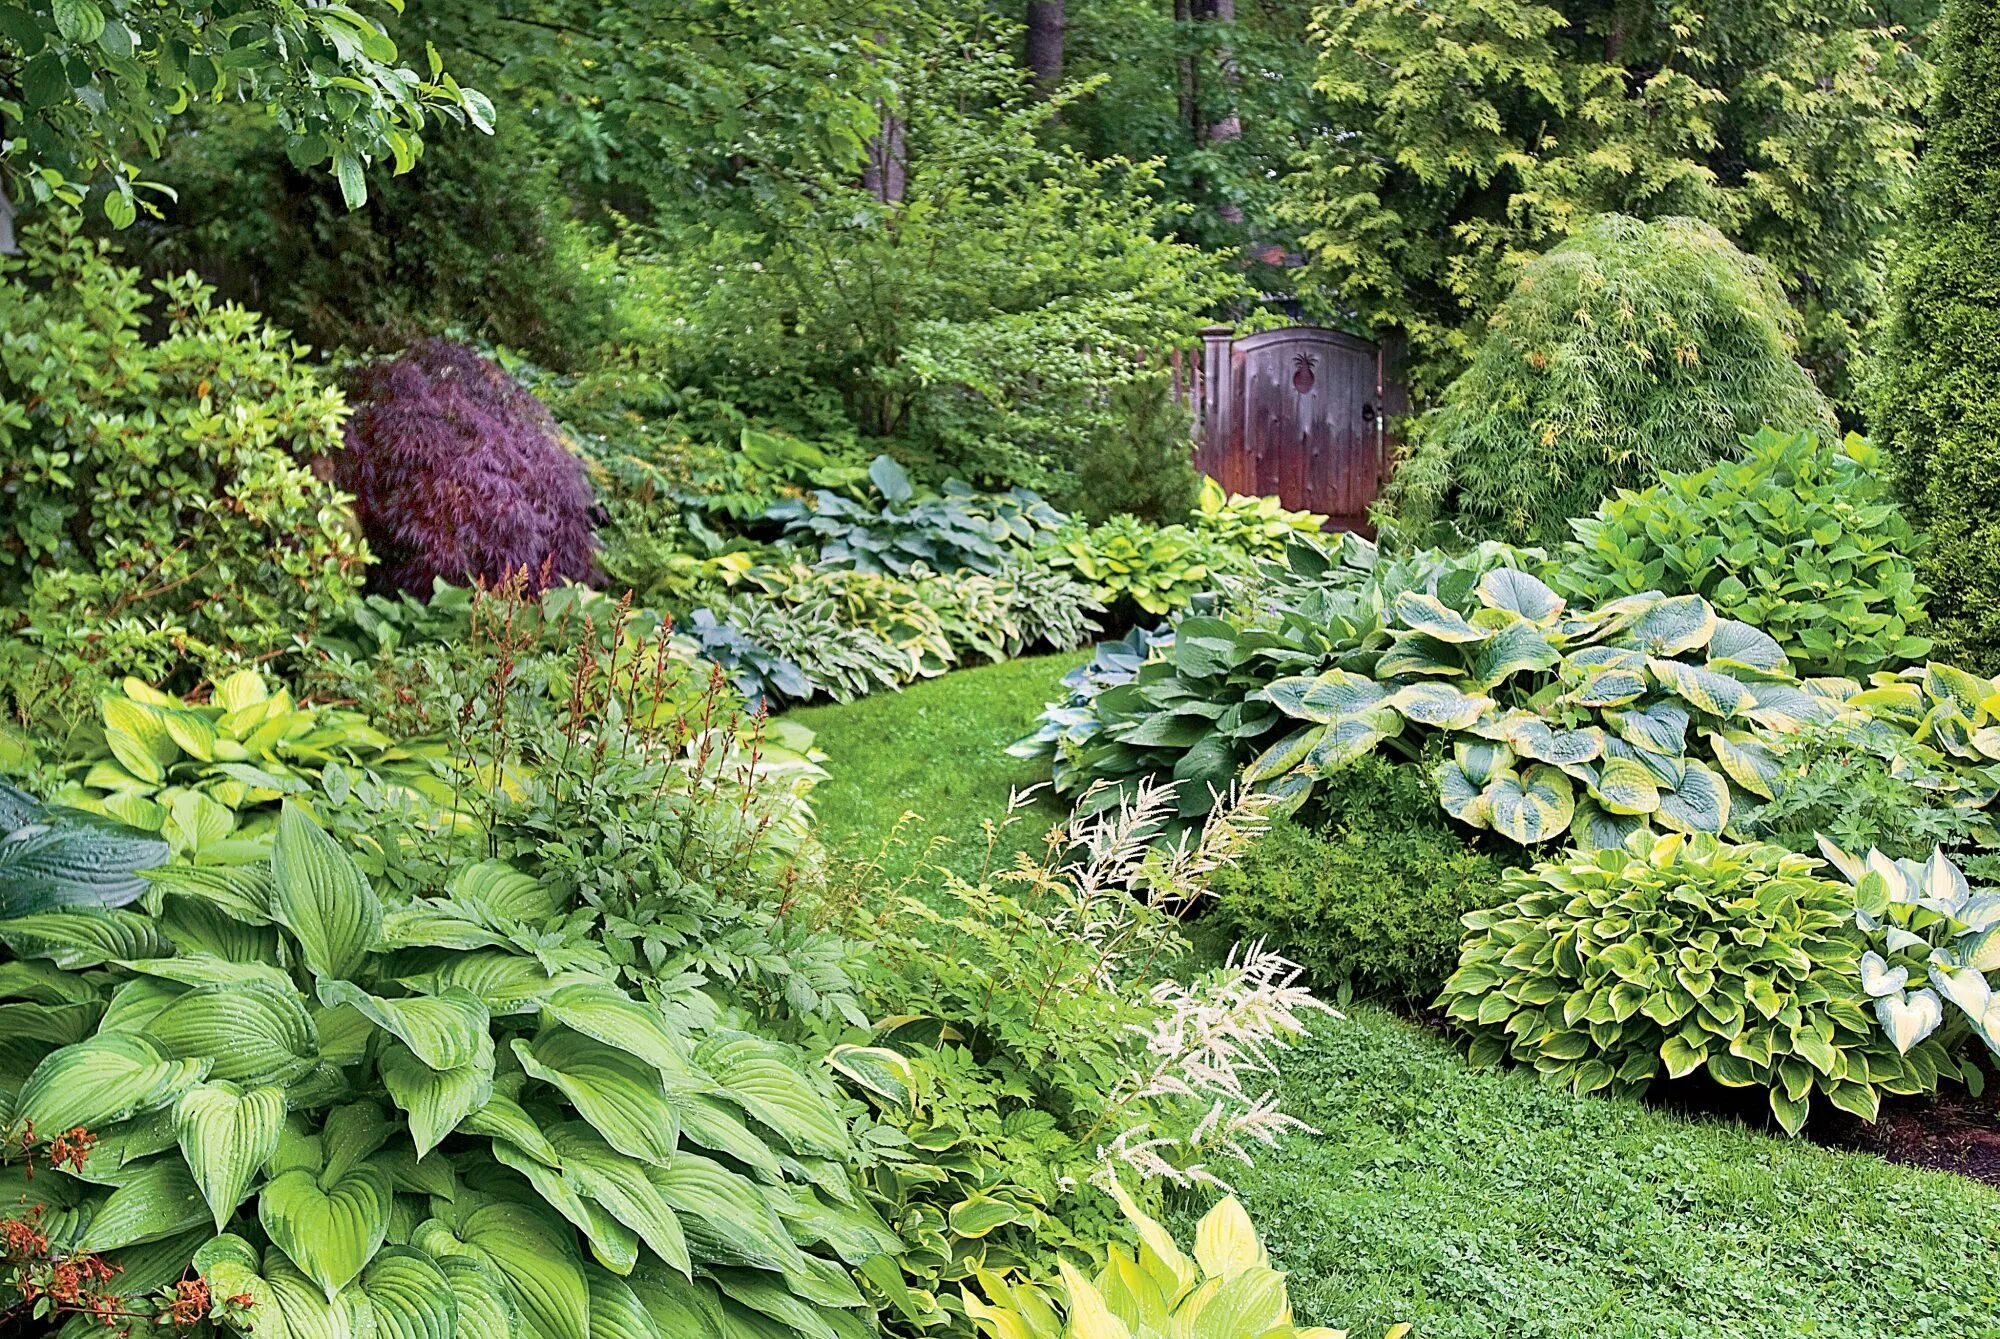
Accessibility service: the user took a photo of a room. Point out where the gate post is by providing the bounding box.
[1199,325,1234,472]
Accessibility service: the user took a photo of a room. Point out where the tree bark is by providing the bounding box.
[0,180,15,255]
[1026,0,1065,97]
[1193,0,1243,226]
[863,109,906,203]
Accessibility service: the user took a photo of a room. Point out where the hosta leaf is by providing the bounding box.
[440,1255,524,1339]
[416,1199,589,1339]
[1740,682,1843,734]
[1622,595,1717,656]
[194,1234,352,1339]
[145,981,319,1086]
[448,860,565,926]
[260,1160,394,1299]
[271,804,381,982]
[549,1123,692,1277]
[1648,659,1752,718]
[143,864,274,925]
[1571,801,1648,852]
[1706,732,1782,801]
[1262,670,1389,724]
[653,1153,810,1276]
[380,1034,496,1159]
[1502,720,1604,774]
[710,1266,845,1339]
[11,1033,206,1140]
[75,1156,208,1251]
[628,1264,729,1338]
[102,696,178,784]
[379,906,508,952]
[515,1029,679,1166]
[541,983,696,1078]
[697,1033,849,1159]
[398,950,572,1015]
[1564,667,1649,709]
[353,1246,458,1339]
[671,1093,785,1181]
[1485,766,1575,845]
[1381,682,1493,730]
[1707,620,1789,675]
[1590,758,1661,815]
[1477,568,1564,623]
[1926,662,1994,721]
[822,1045,912,1107]
[1300,711,1400,771]
[1436,758,1492,829]
[587,1267,660,1339]
[318,982,489,1071]
[1240,724,1324,786]
[1605,700,1690,755]
[0,908,168,967]
[460,1093,560,1165]
[1391,592,1490,643]
[0,819,168,915]
[1375,632,1468,678]
[1876,989,1943,1054]
[176,1080,286,1230]
[1471,620,1562,687]
[1451,739,1515,786]
[489,1137,637,1275]
[1654,760,1731,835]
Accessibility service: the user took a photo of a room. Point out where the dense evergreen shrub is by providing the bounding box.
[1870,0,2000,671]
[1555,428,1932,677]
[335,341,599,597]
[1065,374,1203,525]
[1211,757,1518,1002]
[0,223,365,696]
[1386,215,1837,547]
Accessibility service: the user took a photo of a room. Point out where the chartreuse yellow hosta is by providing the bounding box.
[48,670,453,859]
[964,1180,1382,1339]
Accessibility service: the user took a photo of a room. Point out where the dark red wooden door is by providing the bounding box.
[1192,326,1389,531]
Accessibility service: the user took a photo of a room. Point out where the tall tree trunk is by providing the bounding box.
[1191,0,1243,226]
[1026,0,1065,97]
[0,180,15,255]
[863,109,907,203]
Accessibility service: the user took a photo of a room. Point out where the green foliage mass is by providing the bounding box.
[1438,831,1987,1134]
[1384,215,1837,548]
[1555,428,1932,677]
[1286,0,1927,409]
[0,224,367,709]
[1066,374,1203,526]
[1211,758,1519,1002]
[1871,0,2000,672]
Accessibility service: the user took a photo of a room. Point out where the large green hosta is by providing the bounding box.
[0,803,895,1339]
[1246,571,2000,849]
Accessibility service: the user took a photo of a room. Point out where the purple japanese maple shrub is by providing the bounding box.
[336,340,599,595]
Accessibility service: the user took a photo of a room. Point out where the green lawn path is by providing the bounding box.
[794,655,2000,1339]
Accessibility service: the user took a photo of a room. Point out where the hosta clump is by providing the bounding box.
[1818,842,2000,1064]
[1557,428,1931,677]
[1439,832,1973,1133]
[0,805,892,1338]
[1187,479,1328,572]
[337,340,599,596]
[1048,514,1214,617]
[748,562,958,679]
[42,671,449,863]
[766,455,1065,576]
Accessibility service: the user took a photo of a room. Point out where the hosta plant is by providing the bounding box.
[963,1180,1352,1339]
[0,804,894,1339]
[767,456,1065,576]
[1438,831,1981,1133]
[1187,479,1327,572]
[990,557,1104,656]
[46,673,450,862]
[748,563,959,679]
[1818,841,2000,1063]
[0,782,167,918]
[1048,516,1213,617]
[1557,428,1931,677]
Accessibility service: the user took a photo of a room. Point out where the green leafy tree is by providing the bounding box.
[1386,214,1835,546]
[0,0,491,225]
[1285,0,1928,409]
[1870,0,2000,670]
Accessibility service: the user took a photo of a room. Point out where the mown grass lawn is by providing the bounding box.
[803,653,2000,1339]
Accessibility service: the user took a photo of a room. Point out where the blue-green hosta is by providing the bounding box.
[0,804,896,1338]
[0,782,168,917]
[46,672,452,862]
[1438,832,1987,1134]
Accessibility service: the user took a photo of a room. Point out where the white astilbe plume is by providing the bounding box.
[1089,941,1336,1193]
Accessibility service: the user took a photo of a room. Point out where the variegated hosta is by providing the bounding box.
[1829,661,2000,811]
[1820,840,2000,1068]
[1246,572,1858,847]
[46,671,453,862]
[1437,832,1977,1135]
[0,802,895,1339]
[963,1179,1359,1339]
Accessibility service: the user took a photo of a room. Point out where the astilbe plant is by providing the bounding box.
[336,340,599,597]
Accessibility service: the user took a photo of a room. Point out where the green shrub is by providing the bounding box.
[1211,757,1518,1002]
[0,223,367,697]
[1064,374,1203,525]
[1557,428,1931,677]
[1870,0,2000,672]
[1386,215,1837,546]
[1438,831,1983,1134]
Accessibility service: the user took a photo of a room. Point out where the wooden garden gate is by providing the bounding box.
[1174,325,1404,532]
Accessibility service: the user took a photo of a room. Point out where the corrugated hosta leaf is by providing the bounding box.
[441,1254,525,1339]
[353,1247,458,1339]
[460,1093,560,1165]
[11,1032,207,1141]
[0,818,169,916]
[628,1265,729,1338]
[652,1153,811,1276]
[515,1029,680,1166]
[317,982,488,1072]
[397,949,578,1015]
[1240,724,1325,786]
[416,1198,590,1339]
[144,864,274,925]
[1740,682,1845,734]
[1570,801,1649,851]
[176,1080,286,1230]
[1654,760,1731,835]
[1471,620,1563,688]
[0,908,168,967]
[1392,592,1492,643]
[1382,682,1494,730]
[270,803,381,982]
[144,981,319,1087]
[75,1156,208,1251]
[379,905,508,952]
[1707,732,1783,800]
[1436,758,1493,829]
[696,1032,849,1159]
[1605,700,1691,755]
[1707,620,1790,676]
[1485,766,1576,844]
[1300,711,1401,770]
[101,696,178,785]
[1451,739,1515,786]
[1477,568,1564,623]
[260,1159,394,1299]
[1926,662,1996,721]
[588,1267,659,1339]
[1375,632,1470,678]
[448,860,565,927]
[1590,758,1662,815]
[1501,720,1605,775]
[1621,594,1718,657]
[1648,659,1753,719]
[1563,667,1648,709]
[194,1234,352,1339]
[1261,670,1389,724]
[489,1137,639,1275]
